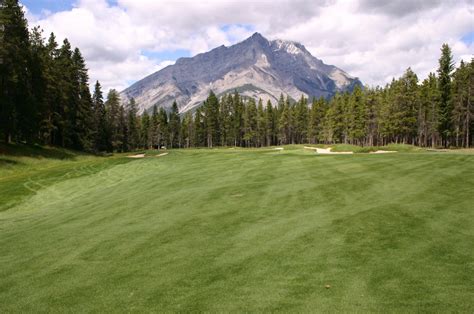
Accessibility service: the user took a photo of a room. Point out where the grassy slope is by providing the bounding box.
[0,145,473,312]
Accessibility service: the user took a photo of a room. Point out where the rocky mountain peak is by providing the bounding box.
[120,33,362,113]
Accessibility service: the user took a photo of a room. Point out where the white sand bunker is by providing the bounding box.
[127,153,145,158]
[274,147,284,151]
[370,150,397,154]
[304,146,353,154]
[157,153,169,157]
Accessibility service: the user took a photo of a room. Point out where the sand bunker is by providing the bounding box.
[157,153,169,157]
[370,150,397,154]
[274,147,284,151]
[127,154,145,158]
[304,146,353,154]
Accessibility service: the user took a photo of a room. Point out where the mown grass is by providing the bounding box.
[0,144,473,312]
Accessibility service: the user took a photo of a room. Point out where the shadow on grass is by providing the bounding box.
[0,142,78,160]
[0,158,21,166]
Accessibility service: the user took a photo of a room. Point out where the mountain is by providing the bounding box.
[120,32,362,113]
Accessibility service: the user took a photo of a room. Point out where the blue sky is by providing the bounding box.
[22,0,474,92]
[21,0,72,14]
[462,32,474,45]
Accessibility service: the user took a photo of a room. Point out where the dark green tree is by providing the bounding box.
[168,101,180,148]
[437,44,455,146]
[92,81,109,152]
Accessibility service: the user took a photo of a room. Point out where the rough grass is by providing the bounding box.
[1,144,473,312]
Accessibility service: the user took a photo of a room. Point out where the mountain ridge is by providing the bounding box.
[120,32,363,113]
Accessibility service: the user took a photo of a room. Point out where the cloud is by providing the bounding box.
[23,0,474,92]
[357,0,442,17]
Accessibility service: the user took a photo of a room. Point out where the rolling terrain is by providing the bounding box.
[0,145,473,311]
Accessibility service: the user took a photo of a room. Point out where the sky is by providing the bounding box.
[22,0,474,93]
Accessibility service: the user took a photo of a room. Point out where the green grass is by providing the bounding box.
[1,144,473,312]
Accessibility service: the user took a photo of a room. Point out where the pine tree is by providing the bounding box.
[194,106,205,147]
[437,44,455,146]
[92,81,109,152]
[127,98,139,150]
[150,105,159,149]
[308,97,327,144]
[256,99,266,147]
[158,107,169,148]
[72,47,94,151]
[219,94,232,146]
[118,105,128,152]
[231,91,244,146]
[204,91,219,148]
[169,101,180,148]
[279,99,292,145]
[243,98,257,147]
[105,89,121,151]
[140,110,150,149]
[419,73,440,147]
[55,39,76,147]
[264,100,275,146]
[0,0,32,143]
[41,33,60,145]
[451,60,473,147]
[348,85,367,145]
[180,111,193,148]
[294,95,308,144]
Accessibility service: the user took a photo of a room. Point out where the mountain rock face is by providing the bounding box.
[120,32,362,113]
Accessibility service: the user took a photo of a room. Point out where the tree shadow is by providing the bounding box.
[0,157,21,166]
[0,142,78,160]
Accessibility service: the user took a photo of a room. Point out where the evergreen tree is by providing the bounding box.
[243,98,257,147]
[140,110,150,149]
[437,44,455,146]
[105,89,121,151]
[127,98,139,150]
[181,111,194,148]
[256,99,266,147]
[279,99,292,145]
[0,0,31,143]
[118,105,128,152]
[150,105,159,149]
[168,101,180,148]
[92,81,109,152]
[264,100,275,146]
[72,47,93,150]
[158,107,169,148]
[194,106,206,147]
[294,95,309,144]
[348,85,367,145]
[219,94,232,146]
[204,91,219,148]
[419,73,440,147]
[231,91,244,146]
[308,97,327,144]
[56,39,77,147]
[451,59,473,147]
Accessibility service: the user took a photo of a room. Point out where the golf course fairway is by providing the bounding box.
[1,146,473,312]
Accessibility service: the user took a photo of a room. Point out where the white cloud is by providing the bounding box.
[24,0,474,92]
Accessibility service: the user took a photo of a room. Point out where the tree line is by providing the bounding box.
[133,47,473,149]
[1,0,472,152]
